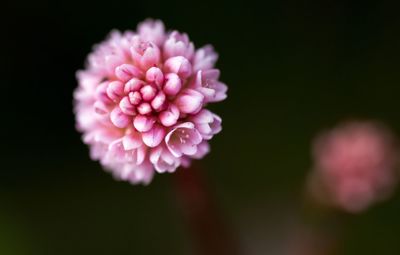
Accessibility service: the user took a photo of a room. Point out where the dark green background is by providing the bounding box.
[2,0,400,254]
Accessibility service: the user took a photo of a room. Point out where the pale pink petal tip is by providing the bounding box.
[73,19,227,185]
[308,121,399,213]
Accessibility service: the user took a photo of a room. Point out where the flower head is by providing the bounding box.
[74,19,226,185]
[308,121,399,213]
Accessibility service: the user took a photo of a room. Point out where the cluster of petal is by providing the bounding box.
[74,19,226,185]
[308,121,399,213]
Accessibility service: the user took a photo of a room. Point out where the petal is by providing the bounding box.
[193,45,218,71]
[165,122,197,157]
[197,123,212,137]
[197,87,216,99]
[128,91,142,105]
[137,102,152,115]
[151,91,166,111]
[210,113,222,134]
[105,55,124,75]
[173,122,195,129]
[137,19,166,47]
[110,107,131,128]
[130,41,161,70]
[190,71,215,98]
[175,89,204,114]
[142,124,166,147]
[135,146,147,165]
[155,158,179,173]
[140,85,157,101]
[124,78,145,93]
[203,69,220,80]
[163,73,182,96]
[150,146,179,173]
[122,131,142,150]
[119,96,136,115]
[210,82,228,102]
[180,157,192,168]
[133,115,156,132]
[115,64,143,82]
[146,67,164,87]
[192,141,210,159]
[159,104,180,127]
[141,43,161,69]
[180,142,198,156]
[149,146,163,164]
[127,162,154,185]
[162,150,176,166]
[188,128,203,145]
[165,131,182,158]
[120,164,135,180]
[94,101,110,115]
[95,82,112,104]
[166,144,182,158]
[108,138,125,160]
[163,31,194,60]
[93,129,120,144]
[164,56,192,79]
[164,40,186,59]
[191,109,214,124]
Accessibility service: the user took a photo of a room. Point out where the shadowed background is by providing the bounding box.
[2,0,400,254]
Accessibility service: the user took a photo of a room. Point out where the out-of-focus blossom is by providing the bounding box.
[74,19,227,185]
[285,225,338,255]
[308,121,399,213]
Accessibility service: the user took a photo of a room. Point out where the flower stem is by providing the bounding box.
[173,164,241,255]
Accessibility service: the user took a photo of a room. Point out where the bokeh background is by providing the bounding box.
[3,0,400,254]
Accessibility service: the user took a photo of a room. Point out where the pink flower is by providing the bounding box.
[74,19,227,185]
[163,31,194,60]
[189,109,222,140]
[150,144,181,173]
[165,122,203,157]
[193,45,218,72]
[308,121,399,213]
[190,69,227,103]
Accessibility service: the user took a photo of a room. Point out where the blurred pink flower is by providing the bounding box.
[74,19,226,185]
[309,121,399,213]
